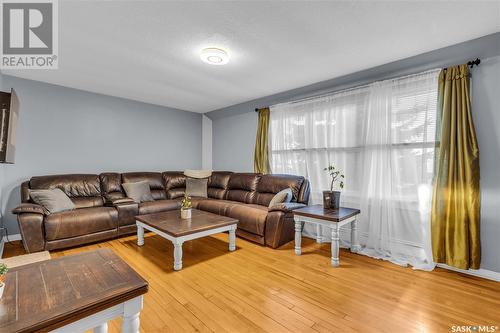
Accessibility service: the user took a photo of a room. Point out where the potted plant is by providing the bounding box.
[0,263,8,298]
[323,164,344,209]
[180,194,192,219]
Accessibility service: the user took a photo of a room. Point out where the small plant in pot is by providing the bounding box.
[323,164,344,209]
[180,194,192,219]
[0,263,8,298]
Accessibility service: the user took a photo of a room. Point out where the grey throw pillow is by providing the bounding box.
[268,188,293,208]
[29,188,75,214]
[185,177,208,198]
[122,181,154,203]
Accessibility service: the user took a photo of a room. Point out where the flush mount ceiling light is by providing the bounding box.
[200,48,229,65]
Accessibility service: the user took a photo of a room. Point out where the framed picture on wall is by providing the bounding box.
[0,89,18,164]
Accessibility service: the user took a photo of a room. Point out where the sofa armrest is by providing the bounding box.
[269,202,306,213]
[12,203,45,215]
[106,197,136,206]
[16,213,46,253]
[265,210,295,249]
[112,200,139,227]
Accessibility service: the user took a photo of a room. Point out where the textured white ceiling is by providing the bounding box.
[3,1,500,113]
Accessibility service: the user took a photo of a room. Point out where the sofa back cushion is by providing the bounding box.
[162,172,186,199]
[254,174,305,206]
[29,174,103,209]
[21,181,30,203]
[121,172,166,200]
[207,171,233,199]
[99,172,124,202]
[226,173,261,203]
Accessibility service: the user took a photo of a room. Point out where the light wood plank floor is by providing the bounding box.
[4,234,500,333]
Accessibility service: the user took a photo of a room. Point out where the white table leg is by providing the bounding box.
[331,225,340,267]
[94,323,108,333]
[229,225,236,251]
[121,296,143,333]
[137,224,144,246]
[316,224,323,243]
[173,240,183,271]
[294,220,302,255]
[350,218,361,253]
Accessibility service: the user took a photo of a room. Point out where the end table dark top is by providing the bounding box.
[136,209,238,237]
[0,248,148,333]
[293,204,361,222]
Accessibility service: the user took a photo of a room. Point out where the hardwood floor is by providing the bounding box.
[4,234,500,333]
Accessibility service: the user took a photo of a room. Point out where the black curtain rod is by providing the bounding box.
[444,58,481,71]
[256,58,481,112]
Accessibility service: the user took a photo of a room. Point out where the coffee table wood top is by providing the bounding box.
[0,248,148,333]
[136,209,238,237]
[293,204,361,222]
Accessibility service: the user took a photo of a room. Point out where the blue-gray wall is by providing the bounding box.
[0,75,202,235]
[472,55,500,273]
[207,32,500,272]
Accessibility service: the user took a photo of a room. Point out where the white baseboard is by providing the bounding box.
[2,233,21,242]
[303,232,500,282]
[437,264,500,282]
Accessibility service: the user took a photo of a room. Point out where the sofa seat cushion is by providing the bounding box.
[190,196,209,209]
[197,199,268,236]
[243,204,269,212]
[225,204,268,236]
[196,199,241,215]
[138,199,181,215]
[44,207,118,241]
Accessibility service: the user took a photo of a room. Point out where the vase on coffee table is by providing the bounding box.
[181,208,192,219]
[180,194,192,219]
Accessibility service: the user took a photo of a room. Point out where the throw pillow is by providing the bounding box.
[185,177,208,198]
[268,188,293,208]
[122,181,154,203]
[29,188,75,214]
[184,170,212,179]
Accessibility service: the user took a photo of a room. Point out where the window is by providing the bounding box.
[269,69,439,269]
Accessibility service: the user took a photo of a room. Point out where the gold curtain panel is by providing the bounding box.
[254,107,271,174]
[431,64,481,270]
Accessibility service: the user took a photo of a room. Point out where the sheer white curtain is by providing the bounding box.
[269,69,439,270]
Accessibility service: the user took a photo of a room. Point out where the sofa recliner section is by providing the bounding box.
[13,171,310,253]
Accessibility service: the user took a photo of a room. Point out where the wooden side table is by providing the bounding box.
[0,248,148,333]
[293,204,361,267]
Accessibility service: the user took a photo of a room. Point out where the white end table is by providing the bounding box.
[293,204,361,267]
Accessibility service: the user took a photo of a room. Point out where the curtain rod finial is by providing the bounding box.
[467,58,481,68]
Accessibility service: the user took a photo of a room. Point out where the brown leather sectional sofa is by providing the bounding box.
[13,171,310,253]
